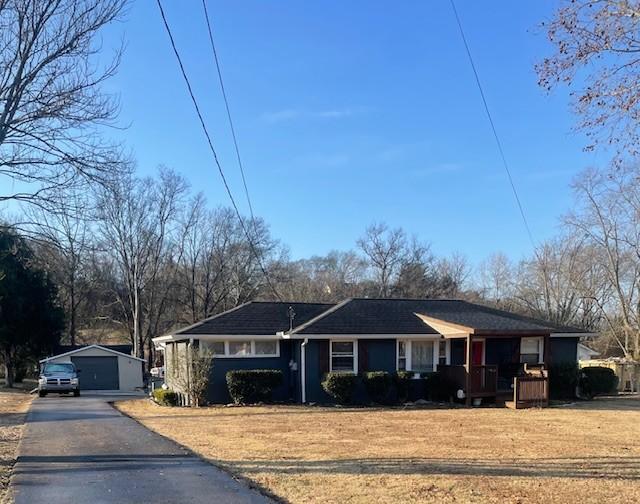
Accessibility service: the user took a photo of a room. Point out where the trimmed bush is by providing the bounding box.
[153,388,178,406]
[363,371,393,404]
[394,371,413,403]
[322,372,357,404]
[549,362,579,400]
[579,366,618,399]
[426,372,458,401]
[226,369,283,404]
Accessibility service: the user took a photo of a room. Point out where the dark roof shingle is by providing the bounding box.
[176,302,334,336]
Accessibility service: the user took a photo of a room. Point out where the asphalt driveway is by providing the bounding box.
[10,394,271,503]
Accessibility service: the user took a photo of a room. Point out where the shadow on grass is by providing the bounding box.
[220,455,640,480]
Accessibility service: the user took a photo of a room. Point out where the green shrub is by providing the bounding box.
[579,366,618,399]
[226,369,283,404]
[427,372,458,401]
[322,372,357,404]
[549,362,579,400]
[394,371,412,403]
[153,388,178,406]
[363,371,393,404]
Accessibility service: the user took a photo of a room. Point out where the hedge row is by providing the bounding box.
[226,369,283,404]
[322,371,460,405]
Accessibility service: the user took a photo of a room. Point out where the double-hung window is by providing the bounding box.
[520,337,543,365]
[330,341,357,373]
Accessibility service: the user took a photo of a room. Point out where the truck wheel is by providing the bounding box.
[73,390,80,397]
[38,390,47,397]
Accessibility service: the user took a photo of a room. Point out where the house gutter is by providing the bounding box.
[301,338,309,403]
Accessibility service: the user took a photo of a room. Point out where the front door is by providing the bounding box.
[471,340,484,366]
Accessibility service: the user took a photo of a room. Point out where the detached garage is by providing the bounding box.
[40,345,144,392]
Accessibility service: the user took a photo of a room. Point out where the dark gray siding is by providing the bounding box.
[363,339,396,373]
[304,339,329,403]
[550,337,578,364]
[205,340,293,404]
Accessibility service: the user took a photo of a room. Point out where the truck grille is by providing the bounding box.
[46,378,71,385]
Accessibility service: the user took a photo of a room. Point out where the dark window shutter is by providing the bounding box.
[319,340,329,375]
[358,340,367,373]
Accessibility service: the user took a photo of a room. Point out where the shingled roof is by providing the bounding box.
[291,298,585,335]
[174,301,334,336]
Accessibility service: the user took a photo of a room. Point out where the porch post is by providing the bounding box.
[465,334,472,406]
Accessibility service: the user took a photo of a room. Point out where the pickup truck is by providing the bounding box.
[38,362,80,397]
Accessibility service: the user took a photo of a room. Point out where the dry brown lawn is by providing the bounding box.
[116,396,640,504]
[0,389,31,503]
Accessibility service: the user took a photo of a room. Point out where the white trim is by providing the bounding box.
[199,339,280,358]
[301,338,308,403]
[285,333,442,340]
[329,339,358,373]
[551,332,596,338]
[39,345,144,363]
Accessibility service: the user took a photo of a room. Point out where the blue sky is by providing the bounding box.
[98,0,605,264]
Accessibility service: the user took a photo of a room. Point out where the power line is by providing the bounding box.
[156,0,284,302]
[200,0,256,225]
[449,0,536,249]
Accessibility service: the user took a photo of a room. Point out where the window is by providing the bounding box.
[255,340,278,355]
[330,341,356,373]
[195,339,279,358]
[438,340,447,366]
[520,337,543,365]
[398,341,407,371]
[397,340,446,373]
[199,341,224,356]
[411,341,434,373]
[229,341,252,356]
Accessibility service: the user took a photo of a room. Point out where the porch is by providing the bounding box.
[437,333,550,408]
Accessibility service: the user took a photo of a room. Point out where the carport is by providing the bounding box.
[40,345,144,392]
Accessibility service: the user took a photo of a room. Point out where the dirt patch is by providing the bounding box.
[0,389,32,503]
[116,396,640,503]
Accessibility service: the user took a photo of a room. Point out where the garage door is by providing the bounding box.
[71,356,119,390]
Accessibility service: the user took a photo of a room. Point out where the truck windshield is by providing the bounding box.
[43,363,75,374]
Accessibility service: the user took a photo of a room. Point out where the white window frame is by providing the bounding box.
[329,339,358,373]
[396,339,447,373]
[520,336,543,364]
[198,339,280,358]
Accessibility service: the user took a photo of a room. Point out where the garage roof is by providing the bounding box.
[40,344,145,363]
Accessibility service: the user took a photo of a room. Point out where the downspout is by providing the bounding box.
[301,338,309,403]
[186,338,193,406]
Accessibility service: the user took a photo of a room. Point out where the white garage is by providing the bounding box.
[40,345,144,392]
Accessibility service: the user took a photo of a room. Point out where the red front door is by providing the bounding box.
[472,340,484,365]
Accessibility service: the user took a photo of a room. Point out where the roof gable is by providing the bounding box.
[40,344,144,363]
[174,301,334,336]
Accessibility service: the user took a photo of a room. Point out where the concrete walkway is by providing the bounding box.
[10,394,271,503]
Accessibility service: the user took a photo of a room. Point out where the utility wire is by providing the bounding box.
[200,0,256,226]
[449,0,536,249]
[156,0,284,302]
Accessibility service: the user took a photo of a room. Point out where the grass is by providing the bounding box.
[0,389,32,503]
[116,396,640,504]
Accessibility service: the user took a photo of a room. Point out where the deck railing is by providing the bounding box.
[513,375,549,407]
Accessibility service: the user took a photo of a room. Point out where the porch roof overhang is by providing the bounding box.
[414,313,553,338]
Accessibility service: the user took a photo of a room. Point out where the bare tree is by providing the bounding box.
[478,252,514,308]
[357,223,407,297]
[23,192,95,345]
[537,0,640,163]
[96,167,187,359]
[565,165,640,359]
[0,0,128,209]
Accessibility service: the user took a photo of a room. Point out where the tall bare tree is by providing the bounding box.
[537,0,640,163]
[0,0,128,210]
[357,223,407,297]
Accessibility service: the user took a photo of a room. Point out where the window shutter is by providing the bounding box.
[319,340,329,375]
[358,340,367,372]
